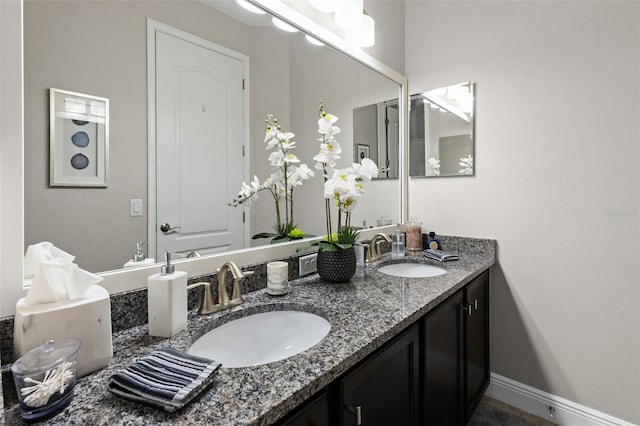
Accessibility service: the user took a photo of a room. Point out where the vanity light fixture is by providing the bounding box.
[308,0,339,13]
[271,17,298,33]
[345,9,375,47]
[305,34,325,46]
[334,0,363,29]
[308,0,375,48]
[236,0,265,15]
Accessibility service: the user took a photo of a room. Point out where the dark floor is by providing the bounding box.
[469,397,556,426]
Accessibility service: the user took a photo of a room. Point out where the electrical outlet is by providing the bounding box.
[299,253,317,276]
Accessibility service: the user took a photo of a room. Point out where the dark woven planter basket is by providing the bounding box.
[316,246,356,283]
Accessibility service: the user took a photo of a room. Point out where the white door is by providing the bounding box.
[155,30,246,259]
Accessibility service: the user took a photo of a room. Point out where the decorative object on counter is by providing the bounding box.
[405,218,423,251]
[316,246,357,283]
[230,114,314,243]
[391,227,405,257]
[309,101,380,283]
[267,261,290,295]
[108,347,221,412]
[11,338,81,422]
[423,249,459,262]
[147,252,187,337]
[426,231,440,250]
[15,242,112,377]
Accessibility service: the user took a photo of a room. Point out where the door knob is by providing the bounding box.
[160,223,181,234]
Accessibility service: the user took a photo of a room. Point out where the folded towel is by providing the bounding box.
[108,347,220,412]
[423,249,459,262]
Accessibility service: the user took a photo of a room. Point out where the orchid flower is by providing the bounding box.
[230,114,313,239]
[315,101,379,249]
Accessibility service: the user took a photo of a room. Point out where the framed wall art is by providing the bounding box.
[50,88,109,187]
[357,144,370,162]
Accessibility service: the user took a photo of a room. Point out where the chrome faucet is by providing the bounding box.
[187,261,253,315]
[366,233,392,263]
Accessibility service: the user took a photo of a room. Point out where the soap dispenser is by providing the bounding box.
[124,242,156,268]
[147,252,187,337]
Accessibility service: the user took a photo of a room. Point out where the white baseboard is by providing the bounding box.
[486,373,637,426]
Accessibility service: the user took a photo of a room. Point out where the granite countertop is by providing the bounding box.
[5,245,495,425]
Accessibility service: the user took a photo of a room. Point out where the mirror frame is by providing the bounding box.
[0,0,408,316]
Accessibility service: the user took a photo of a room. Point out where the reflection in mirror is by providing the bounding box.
[23,0,402,273]
[410,82,475,177]
[353,100,399,178]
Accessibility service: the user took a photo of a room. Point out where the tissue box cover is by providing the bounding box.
[14,284,113,377]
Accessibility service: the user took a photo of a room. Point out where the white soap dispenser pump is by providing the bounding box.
[147,251,188,337]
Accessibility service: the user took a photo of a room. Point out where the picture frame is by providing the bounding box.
[50,88,109,187]
[357,144,370,162]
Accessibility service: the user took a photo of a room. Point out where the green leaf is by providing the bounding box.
[270,235,291,244]
[335,243,353,250]
[252,232,277,240]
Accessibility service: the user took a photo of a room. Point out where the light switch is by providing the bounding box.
[130,199,143,217]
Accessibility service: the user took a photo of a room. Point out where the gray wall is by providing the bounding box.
[405,1,639,423]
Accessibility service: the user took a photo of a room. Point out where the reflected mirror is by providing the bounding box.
[23,0,402,273]
[409,81,475,177]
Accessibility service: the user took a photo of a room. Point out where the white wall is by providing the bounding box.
[405,1,639,423]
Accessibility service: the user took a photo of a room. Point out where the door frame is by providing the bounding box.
[146,18,250,259]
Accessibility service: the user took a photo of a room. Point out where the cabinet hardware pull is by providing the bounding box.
[460,305,472,316]
[474,299,478,310]
[346,405,362,425]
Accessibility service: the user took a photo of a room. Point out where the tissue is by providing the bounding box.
[24,242,75,279]
[22,242,103,307]
[16,242,113,377]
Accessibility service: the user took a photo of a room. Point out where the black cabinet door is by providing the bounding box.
[423,290,464,426]
[278,391,329,426]
[339,323,420,426]
[464,270,490,423]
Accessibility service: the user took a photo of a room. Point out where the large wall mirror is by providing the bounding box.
[23,0,405,274]
[410,81,475,177]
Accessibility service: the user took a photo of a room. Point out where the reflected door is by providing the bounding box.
[155,31,245,259]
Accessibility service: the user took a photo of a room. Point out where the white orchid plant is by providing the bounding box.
[230,114,314,242]
[312,101,379,252]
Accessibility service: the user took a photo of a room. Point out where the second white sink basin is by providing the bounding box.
[378,263,446,278]
[187,310,330,368]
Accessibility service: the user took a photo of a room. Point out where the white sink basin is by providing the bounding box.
[378,263,446,278]
[187,311,330,368]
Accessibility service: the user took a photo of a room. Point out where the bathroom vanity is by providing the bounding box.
[3,237,495,425]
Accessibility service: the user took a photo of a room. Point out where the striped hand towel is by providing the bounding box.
[108,347,221,412]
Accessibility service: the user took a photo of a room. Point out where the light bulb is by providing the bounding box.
[271,17,298,33]
[344,11,375,47]
[334,0,363,28]
[236,0,265,14]
[305,34,325,46]
[308,0,339,13]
